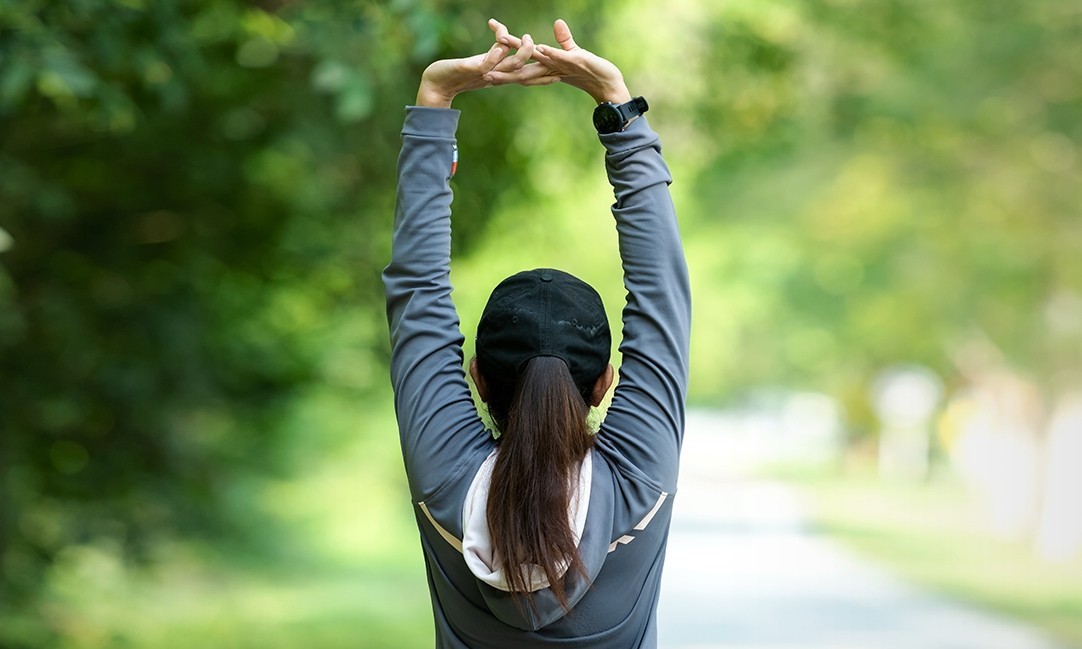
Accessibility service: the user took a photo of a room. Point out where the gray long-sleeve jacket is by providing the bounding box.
[383,105,691,648]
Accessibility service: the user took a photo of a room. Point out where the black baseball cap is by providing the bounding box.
[476,268,611,398]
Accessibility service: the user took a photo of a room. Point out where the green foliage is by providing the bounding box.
[663,0,1082,416]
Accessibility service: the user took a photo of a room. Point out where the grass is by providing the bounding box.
[2,399,439,649]
[788,467,1082,648]
[2,528,435,649]
[19,555,434,649]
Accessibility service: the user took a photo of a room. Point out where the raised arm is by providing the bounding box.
[383,21,551,498]
[529,21,692,490]
[599,117,690,492]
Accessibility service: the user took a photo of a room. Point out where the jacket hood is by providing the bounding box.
[461,449,614,631]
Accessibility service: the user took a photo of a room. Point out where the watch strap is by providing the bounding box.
[621,96,649,122]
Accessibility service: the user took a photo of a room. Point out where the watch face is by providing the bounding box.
[593,104,622,134]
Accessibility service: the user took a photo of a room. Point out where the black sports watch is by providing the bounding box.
[592,96,649,134]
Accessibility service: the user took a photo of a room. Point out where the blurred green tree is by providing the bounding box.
[674,0,1081,428]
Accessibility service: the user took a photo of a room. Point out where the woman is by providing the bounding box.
[383,18,691,648]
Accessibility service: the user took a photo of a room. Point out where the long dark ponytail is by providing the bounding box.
[484,355,594,610]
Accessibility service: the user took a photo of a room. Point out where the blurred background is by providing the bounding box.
[1,0,1079,647]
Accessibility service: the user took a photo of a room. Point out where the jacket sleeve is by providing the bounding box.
[597,116,692,493]
[382,106,491,499]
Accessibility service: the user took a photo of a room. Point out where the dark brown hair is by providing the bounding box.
[484,355,595,610]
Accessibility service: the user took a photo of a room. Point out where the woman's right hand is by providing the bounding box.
[486,19,632,105]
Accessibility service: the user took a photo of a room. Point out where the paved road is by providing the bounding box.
[656,419,1075,649]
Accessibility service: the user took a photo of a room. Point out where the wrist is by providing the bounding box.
[590,80,631,105]
[416,83,455,109]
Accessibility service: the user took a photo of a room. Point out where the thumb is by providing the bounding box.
[553,19,578,50]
